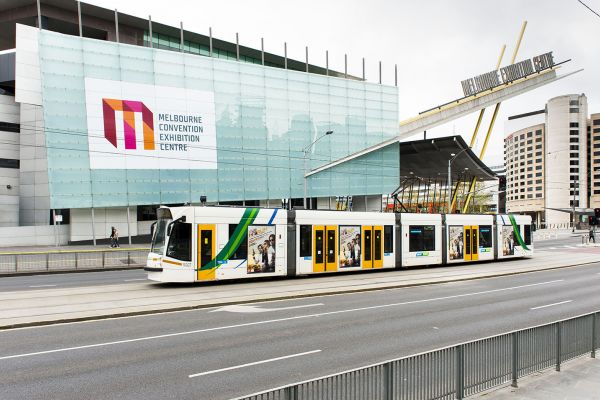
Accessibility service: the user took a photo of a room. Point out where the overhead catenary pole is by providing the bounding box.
[236,32,240,61]
[463,21,527,213]
[305,46,309,72]
[284,42,288,69]
[261,38,264,65]
[325,50,329,76]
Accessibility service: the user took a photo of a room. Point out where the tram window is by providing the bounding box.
[524,225,532,245]
[299,225,312,257]
[384,225,393,253]
[408,225,435,252]
[229,224,248,259]
[166,223,192,261]
[479,225,493,248]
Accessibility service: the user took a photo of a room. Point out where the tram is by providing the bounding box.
[145,206,533,283]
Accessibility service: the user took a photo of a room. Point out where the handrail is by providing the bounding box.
[0,247,150,256]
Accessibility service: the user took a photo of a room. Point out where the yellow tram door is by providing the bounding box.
[471,226,479,261]
[362,226,373,269]
[197,224,216,281]
[313,225,325,273]
[464,226,472,261]
[325,226,338,272]
[373,226,383,269]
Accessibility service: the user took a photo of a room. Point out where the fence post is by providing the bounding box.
[511,332,518,387]
[456,345,464,400]
[128,251,131,266]
[284,385,298,400]
[592,313,597,359]
[102,251,106,268]
[383,362,393,400]
[556,322,561,372]
[14,254,18,273]
[46,252,50,271]
[75,252,78,270]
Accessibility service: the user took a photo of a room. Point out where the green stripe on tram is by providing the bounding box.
[200,208,259,271]
[509,214,530,251]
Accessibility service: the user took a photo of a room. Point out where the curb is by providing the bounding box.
[1,259,598,331]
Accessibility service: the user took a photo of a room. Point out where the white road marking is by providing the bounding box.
[549,247,557,250]
[123,279,146,282]
[28,284,57,288]
[0,279,564,361]
[530,300,572,310]
[209,303,323,313]
[564,246,575,249]
[432,327,439,330]
[188,350,321,378]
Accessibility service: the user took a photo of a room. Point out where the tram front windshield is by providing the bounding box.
[151,218,171,255]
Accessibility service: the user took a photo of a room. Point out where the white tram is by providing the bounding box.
[145,206,533,283]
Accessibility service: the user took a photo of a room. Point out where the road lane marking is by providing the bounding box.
[28,284,57,288]
[0,279,564,361]
[123,279,146,282]
[209,303,324,313]
[530,300,572,310]
[188,350,321,378]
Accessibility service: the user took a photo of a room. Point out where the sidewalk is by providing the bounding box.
[0,243,149,254]
[0,250,598,329]
[479,356,600,399]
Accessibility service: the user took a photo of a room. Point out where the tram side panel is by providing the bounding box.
[444,214,495,264]
[496,214,533,259]
[399,213,443,267]
[293,210,396,275]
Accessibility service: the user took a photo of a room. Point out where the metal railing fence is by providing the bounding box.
[0,248,149,274]
[234,311,599,400]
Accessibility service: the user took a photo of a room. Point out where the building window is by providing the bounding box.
[570,130,579,136]
[536,172,542,177]
[0,122,20,133]
[570,122,579,127]
[569,108,579,113]
[571,145,579,150]
[593,120,600,126]
[570,168,579,173]
[595,190,600,195]
[536,179,542,184]
[570,138,578,143]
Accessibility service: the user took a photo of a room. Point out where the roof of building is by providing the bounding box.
[0,0,360,80]
[399,135,497,181]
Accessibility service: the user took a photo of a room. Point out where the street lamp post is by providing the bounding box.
[447,148,470,213]
[303,130,333,209]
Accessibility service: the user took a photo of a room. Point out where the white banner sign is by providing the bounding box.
[84,78,217,170]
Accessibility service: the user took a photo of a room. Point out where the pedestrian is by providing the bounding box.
[589,228,595,244]
[110,226,120,248]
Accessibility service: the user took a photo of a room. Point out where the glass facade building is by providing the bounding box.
[36,28,399,210]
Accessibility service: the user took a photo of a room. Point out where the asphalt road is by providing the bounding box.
[0,269,146,291]
[1,263,599,399]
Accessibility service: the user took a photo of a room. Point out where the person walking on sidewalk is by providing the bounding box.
[110,226,120,248]
[589,227,595,244]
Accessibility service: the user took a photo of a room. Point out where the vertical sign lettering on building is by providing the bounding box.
[85,78,217,170]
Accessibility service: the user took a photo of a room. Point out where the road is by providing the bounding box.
[1,263,599,399]
[0,232,591,292]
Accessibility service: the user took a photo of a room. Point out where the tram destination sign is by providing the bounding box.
[461,52,555,97]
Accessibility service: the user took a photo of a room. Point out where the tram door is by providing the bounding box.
[197,224,216,281]
[362,226,384,269]
[313,226,337,273]
[463,226,479,262]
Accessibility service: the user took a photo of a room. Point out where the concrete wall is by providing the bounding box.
[70,207,137,242]
[0,93,19,227]
[0,224,68,247]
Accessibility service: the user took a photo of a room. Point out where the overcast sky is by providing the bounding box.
[87,0,600,165]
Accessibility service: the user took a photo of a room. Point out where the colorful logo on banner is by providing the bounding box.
[102,99,155,150]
